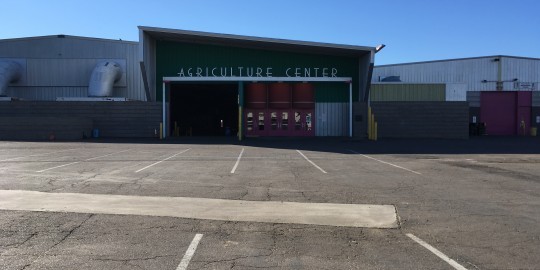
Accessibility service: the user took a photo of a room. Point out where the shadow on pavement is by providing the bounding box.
[7,136,539,155]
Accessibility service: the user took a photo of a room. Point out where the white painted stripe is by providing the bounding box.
[135,149,190,173]
[36,161,81,173]
[0,190,398,228]
[406,233,467,270]
[230,148,244,174]
[176,234,203,270]
[349,150,421,175]
[36,150,131,173]
[296,150,327,174]
[0,148,77,162]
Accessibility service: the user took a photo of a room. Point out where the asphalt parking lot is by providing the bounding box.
[0,137,539,269]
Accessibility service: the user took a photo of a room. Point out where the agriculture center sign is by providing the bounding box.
[177,66,339,78]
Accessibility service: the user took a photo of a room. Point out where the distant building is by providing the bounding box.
[372,56,540,136]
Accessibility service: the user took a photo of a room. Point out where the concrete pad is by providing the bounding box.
[0,190,398,228]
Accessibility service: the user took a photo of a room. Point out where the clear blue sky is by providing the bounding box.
[2,0,539,65]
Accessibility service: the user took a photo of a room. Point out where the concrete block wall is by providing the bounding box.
[353,102,367,138]
[371,102,469,139]
[0,117,92,140]
[0,101,161,139]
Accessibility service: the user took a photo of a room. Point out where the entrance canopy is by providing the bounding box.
[139,26,376,103]
[161,76,354,139]
[139,26,376,139]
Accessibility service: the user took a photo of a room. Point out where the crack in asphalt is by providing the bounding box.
[19,213,94,270]
[0,232,38,248]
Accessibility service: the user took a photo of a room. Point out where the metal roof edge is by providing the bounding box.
[138,26,375,52]
[0,35,138,45]
[371,82,448,85]
[375,55,540,67]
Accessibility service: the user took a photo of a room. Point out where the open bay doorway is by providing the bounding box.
[170,83,238,136]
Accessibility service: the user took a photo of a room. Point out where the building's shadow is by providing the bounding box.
[27,136,540,155]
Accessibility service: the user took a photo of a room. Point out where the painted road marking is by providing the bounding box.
[135,149,190,173]
[0,190,398,228]
[0,148,77,162]
[230,148,245,174]
[406,233,467,270]
[176,234,203,270]
[36,150,131,173]
[296,150,327,174]
[349,150,422,175]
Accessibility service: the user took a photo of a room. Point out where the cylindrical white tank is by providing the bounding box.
[0,61,23,96]
[88,61,122,97]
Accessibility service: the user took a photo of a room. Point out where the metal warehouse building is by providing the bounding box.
[372,56,540,137]
[0,26,379,140]
[2,26,536,140]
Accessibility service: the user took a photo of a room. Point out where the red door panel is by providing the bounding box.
[292,110,315,136]
[268,110,291,136]
[245,110,267,136]
[517,92,532,135]
[480,92,516,135]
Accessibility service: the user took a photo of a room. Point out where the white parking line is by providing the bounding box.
[296,150,327,174]
[0,148,77,162]
[406,233,467,270]
[36,149,131,173]
[349,150,421,175]
[176,234,203,270]
[135,149,190,173]
[230,148,244,174]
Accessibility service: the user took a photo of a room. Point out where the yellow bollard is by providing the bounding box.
[367,107,372,140]
[371,114,375,140]
[159,123,163,139]
[374,121,378,141]
[238,107,243,141]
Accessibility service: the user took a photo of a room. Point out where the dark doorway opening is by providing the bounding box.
[170,83,238,136]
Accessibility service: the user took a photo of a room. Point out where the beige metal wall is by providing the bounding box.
[0,36,145,101]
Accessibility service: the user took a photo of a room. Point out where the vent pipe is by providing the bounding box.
[88,61,122,97]
[0,61,23,96]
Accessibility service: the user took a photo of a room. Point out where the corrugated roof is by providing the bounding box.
[376,55,540,67]
[0,35,138,45]
[139,26,375,57]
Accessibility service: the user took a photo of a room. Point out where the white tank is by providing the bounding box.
[0,61,23,96]
[88,61,122,97]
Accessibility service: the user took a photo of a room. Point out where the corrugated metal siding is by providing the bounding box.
[6,87,129,101]
[315,103,348,136]
[467,91,481,107]
[374,56,540,93]
[370,84,445,101]
[24,59,127,86]
[533,92,540,107]
[0,36,145,101]
[373,57,499,91]
[445,83,467,101]
[502,57,540,91]
[6,87,86,100]
[142,32,157,101]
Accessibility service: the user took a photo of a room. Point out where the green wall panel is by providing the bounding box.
[156,41,359,102]
[370,84,446,101]
[314,82,349,103]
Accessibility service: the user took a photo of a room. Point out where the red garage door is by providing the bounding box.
[480,91,532,135]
